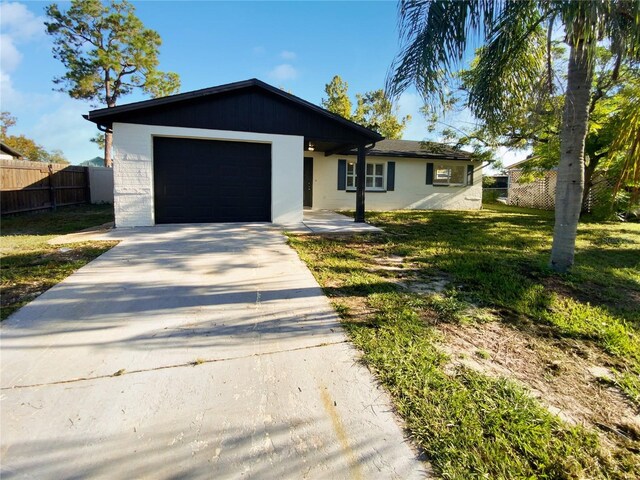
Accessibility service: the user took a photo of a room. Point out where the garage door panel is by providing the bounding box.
[153,137,271,223]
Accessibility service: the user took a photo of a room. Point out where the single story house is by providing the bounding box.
[0,142,24,161]
[84,79,482,227]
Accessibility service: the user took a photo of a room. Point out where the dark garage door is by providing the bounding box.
[153,137,271,223]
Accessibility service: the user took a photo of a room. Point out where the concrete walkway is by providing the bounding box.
[295,210,383,235]
[1,224,425,479]
[47,211,382,245]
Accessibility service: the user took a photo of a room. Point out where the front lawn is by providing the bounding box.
[1,204,117,320]
[288,204,640,479]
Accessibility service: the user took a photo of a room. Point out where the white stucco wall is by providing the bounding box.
[307,153,482,211]
[112,123,303,227]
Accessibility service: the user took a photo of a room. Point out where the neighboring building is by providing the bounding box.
[84,79,482,227]
[0,142,23,161]
[485,175,508,189]
[79,157,106,167]
[507,159,556,210]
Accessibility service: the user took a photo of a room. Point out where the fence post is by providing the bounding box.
[85,166,91,205]
[48,164,57,211]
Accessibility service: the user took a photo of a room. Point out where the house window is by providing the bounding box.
[434,164,466,186]
[347,162,385,190]
[347,161,356,188]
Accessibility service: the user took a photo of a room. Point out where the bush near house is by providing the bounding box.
[289,204,640,479]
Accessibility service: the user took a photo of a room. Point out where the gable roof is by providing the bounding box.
[84,79,383,145]
[345,139,474,161]
[0,142,23,159]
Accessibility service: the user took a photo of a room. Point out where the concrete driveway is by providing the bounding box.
[1,224,426,479]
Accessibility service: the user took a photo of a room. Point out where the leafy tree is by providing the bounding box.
[387,0,640,272]
[438,44,639,217]
[1,112,69,164]
[47,149,70,165]
[607,74,640,213]
[353,89,410,139]
[90,132,106,151]
[45,0,180,167]
[321,76,410,139]
[1,112,17,137]
[322,75,353,119]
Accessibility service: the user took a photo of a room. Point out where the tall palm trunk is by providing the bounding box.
[550,41,594,272]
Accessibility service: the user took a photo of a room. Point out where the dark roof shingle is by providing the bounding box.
[347,139,474,161]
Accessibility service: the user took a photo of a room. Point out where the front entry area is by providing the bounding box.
[153,137,271,224]
[303,157,313,208]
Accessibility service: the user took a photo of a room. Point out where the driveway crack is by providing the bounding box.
[2,340,348,390]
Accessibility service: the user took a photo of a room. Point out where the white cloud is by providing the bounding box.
[0,3,98,163]
[0,70,19,104]
[0,33,22,73]
[267,64,299,82]
[280,50,296,60]
[0,2,45,41]
[32,97,100,163]
[0,2,47,89]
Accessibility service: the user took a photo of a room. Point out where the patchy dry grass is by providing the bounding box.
[288,205,640,479]
[1,205,116,320]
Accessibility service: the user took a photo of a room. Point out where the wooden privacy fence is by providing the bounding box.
[0,159,90,215]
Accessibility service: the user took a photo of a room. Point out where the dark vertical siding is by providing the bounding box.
[112,88,373,144]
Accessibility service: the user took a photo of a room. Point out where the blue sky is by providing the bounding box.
[1,0,522,166]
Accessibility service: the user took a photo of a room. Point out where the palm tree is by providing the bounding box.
[386,0,640,272]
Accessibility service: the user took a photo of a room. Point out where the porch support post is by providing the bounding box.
[355,143,366,223]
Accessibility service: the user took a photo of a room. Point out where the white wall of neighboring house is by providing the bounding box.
[307,153,483,211]
[112,123,303,227]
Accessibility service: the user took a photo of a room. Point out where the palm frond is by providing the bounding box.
[610,76,640,202]
[468,1,547,125]
[386,0,497,102]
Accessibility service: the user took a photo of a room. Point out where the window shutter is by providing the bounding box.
[387,162,395,191]
[426,163,434,185]
[467,164,474,185]
[337,159,347,190]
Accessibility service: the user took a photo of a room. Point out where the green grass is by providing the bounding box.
[347,294,614,479]
[1,204,116,320]
[288,205,640,479]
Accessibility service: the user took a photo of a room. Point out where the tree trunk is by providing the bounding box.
[104,131,113,168]
[550,41,593,272]
[581,156,599,213]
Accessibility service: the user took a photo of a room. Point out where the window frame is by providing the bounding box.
[346,161,386,191]
[433,163,467,186]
